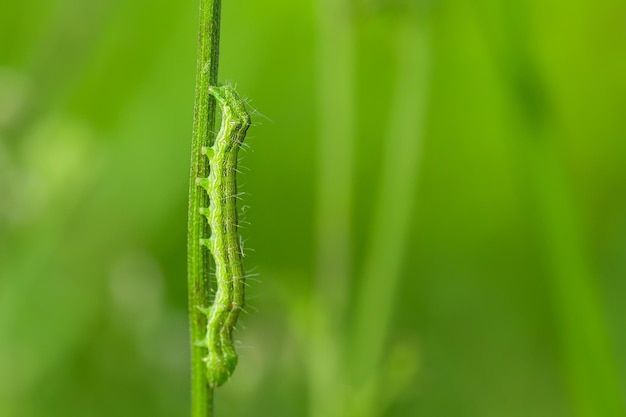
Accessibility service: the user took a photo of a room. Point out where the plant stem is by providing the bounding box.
[188,0,221,416]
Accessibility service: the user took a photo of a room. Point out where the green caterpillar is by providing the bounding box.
[195,85,251,387]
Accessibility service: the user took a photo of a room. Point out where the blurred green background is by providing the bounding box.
[1,0,626,416]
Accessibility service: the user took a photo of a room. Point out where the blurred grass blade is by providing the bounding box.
[309,0,356,415]
[350,14,431,416]
[525,137,626,417]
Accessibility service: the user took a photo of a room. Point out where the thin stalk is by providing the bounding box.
[187,0,221,416]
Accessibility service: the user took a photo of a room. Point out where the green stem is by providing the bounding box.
[188,0,221,416]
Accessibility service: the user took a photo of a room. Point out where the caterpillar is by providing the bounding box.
[195,85,251,388]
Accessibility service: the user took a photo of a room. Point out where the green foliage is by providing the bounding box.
[1,0,626,417]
